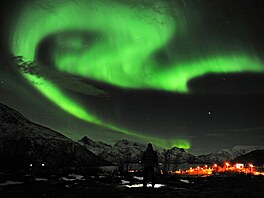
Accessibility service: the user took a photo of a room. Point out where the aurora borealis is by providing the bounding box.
[1,0,264,154]
[11,0,264,92]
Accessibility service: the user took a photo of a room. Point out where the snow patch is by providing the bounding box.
[60,174,85,181]
[133,176,143,180]
[124,183,165,188]
[35,178,48,181]
[0,181,24,186]
[180,179,190,183]
[121,180,130,184]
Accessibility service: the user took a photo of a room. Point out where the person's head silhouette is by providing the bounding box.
[147,143,153,150]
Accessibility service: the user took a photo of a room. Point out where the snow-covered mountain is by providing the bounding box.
[159,147,196,164]
[197,145,264,164]
[233,149,264,165]
[78,136,112,156]
[79,138,146,164]
[78,136,264,165]
[78,137,195,164]
[0,103,111,172]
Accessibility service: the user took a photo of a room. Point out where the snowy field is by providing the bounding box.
[0,173,264,198]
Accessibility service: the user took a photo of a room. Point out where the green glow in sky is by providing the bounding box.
[10,0,264,149]
[23,73,190,149]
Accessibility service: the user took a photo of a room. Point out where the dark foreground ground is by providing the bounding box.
[0,173,264,198]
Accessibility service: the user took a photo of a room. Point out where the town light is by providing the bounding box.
[235,163,244,169]
[249,163,253,173]
[171,161,263,176]
[225,162,230,170]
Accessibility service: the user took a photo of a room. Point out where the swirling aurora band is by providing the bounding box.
[10,0,264,149]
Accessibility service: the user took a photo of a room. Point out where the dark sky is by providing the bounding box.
[1,0,264,155]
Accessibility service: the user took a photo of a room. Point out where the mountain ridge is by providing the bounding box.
[0,103,112,172]
[78,135,264,165]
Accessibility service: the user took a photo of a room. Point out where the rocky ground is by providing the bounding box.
[0,172,264,198]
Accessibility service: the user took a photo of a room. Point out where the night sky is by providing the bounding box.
[1,0,264,155]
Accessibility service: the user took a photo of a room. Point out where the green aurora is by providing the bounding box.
[10,0,264,149]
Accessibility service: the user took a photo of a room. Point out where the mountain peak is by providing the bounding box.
[78,136,97,146]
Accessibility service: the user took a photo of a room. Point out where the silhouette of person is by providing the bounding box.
[141,143,158,188]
